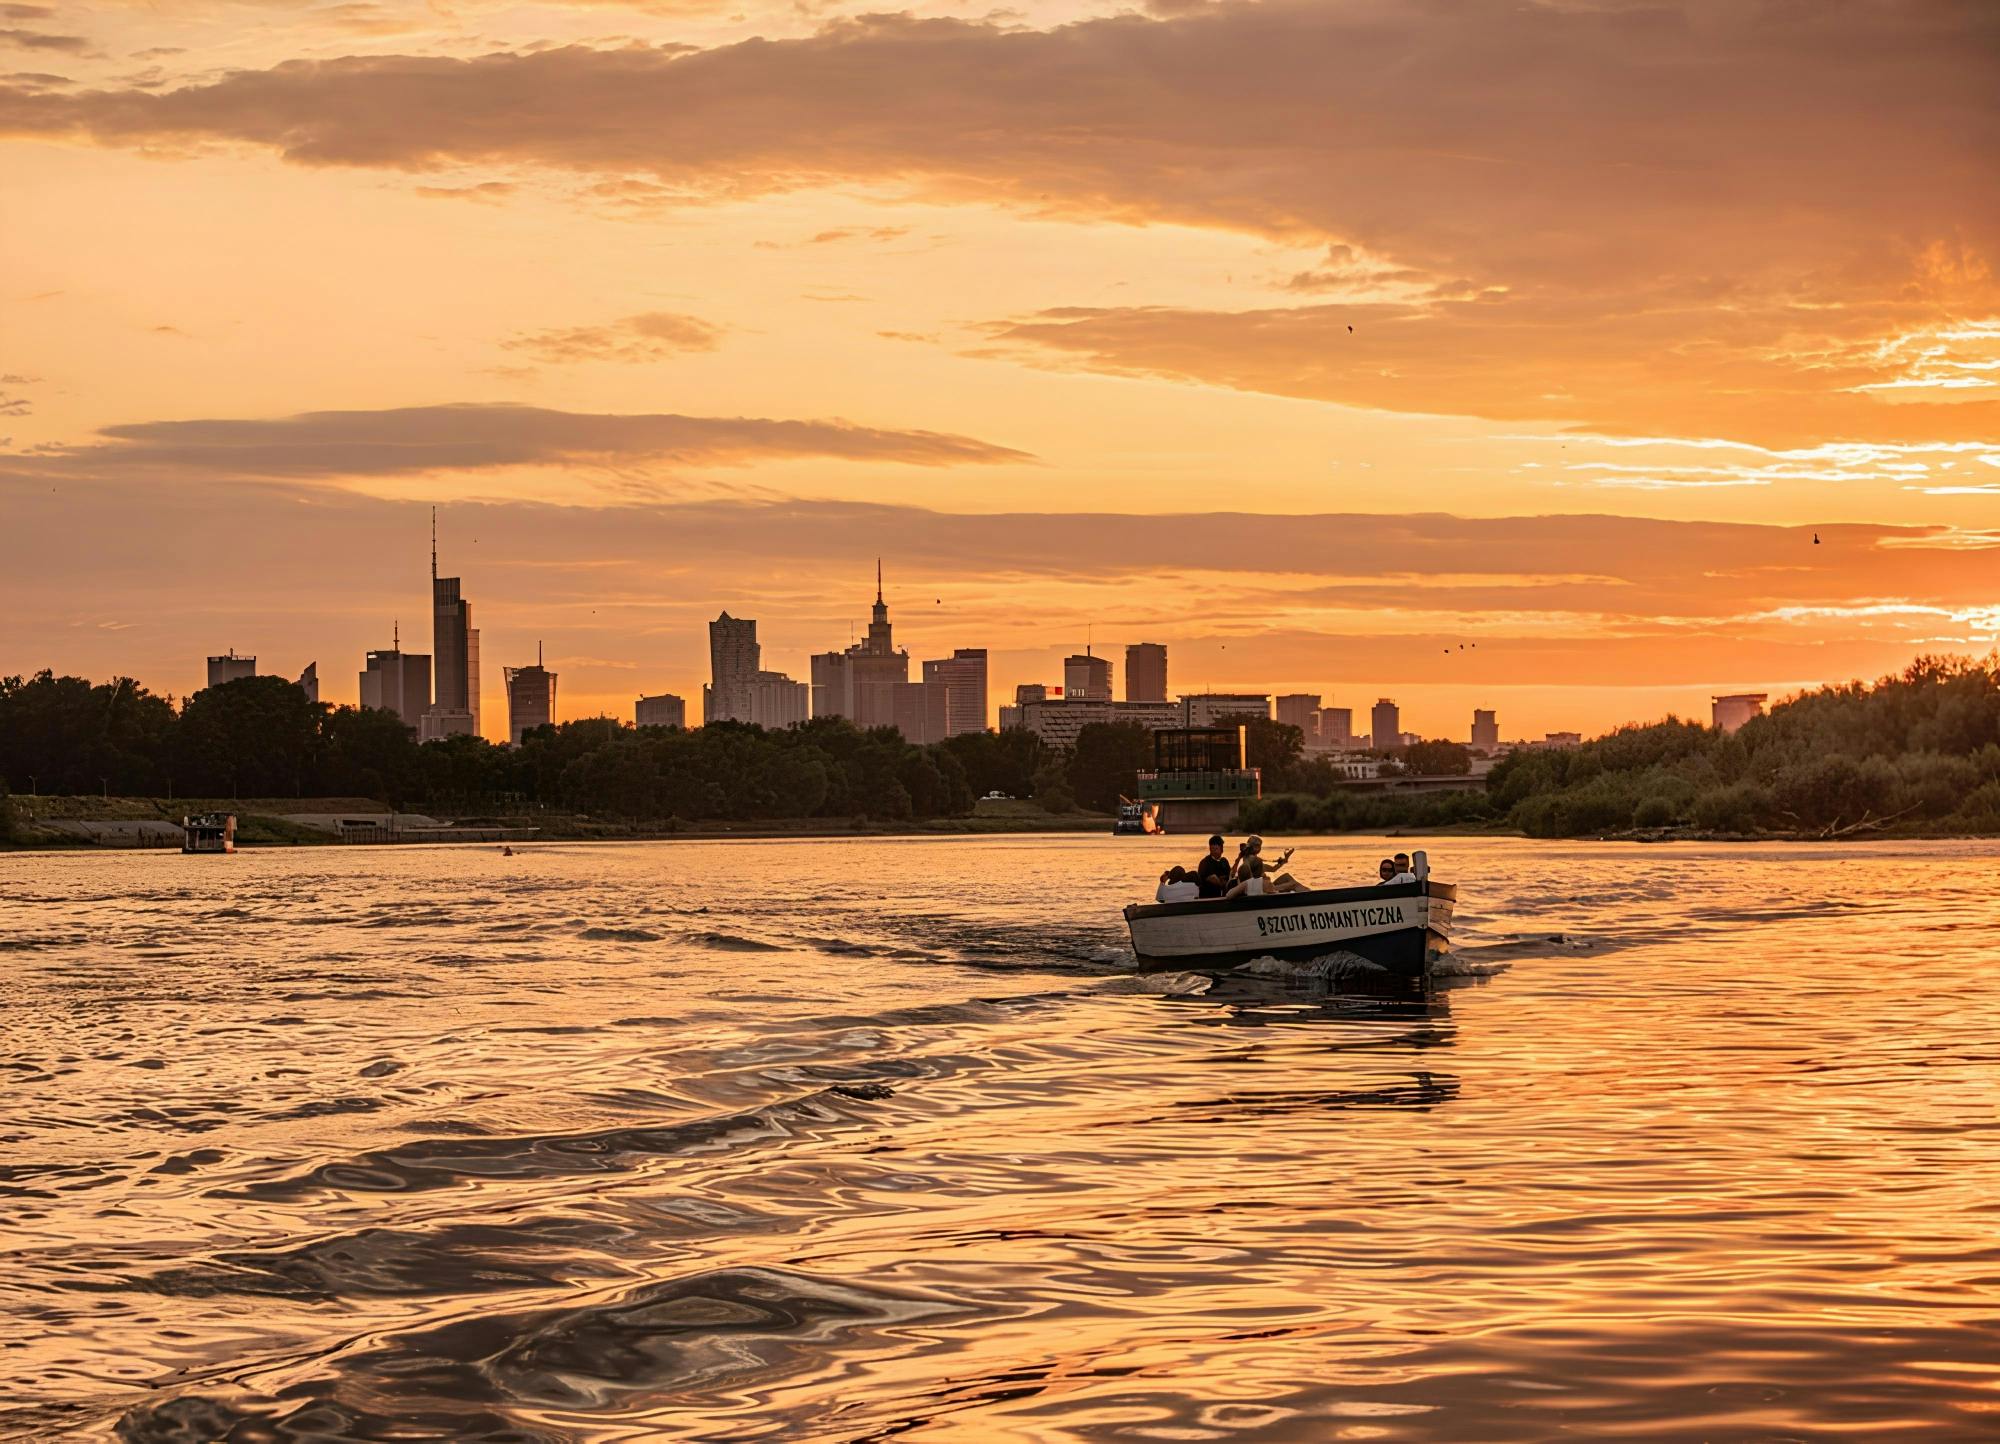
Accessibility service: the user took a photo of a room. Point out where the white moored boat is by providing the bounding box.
[1123,855,1454,982]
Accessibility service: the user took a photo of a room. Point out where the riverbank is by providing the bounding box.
[0,794,1119,850]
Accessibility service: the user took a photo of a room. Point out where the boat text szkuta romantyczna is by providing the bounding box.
[1124,847,1454,982]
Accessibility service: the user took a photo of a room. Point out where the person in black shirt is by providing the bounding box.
[1194,835,1233,898]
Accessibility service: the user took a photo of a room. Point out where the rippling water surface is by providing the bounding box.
[3,836,1998,1441]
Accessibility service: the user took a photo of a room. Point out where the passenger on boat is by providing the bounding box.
[1194,835,1233,898]
[1230,836,1307,895]
[1377,856,1417,885]
[1155,866,1201,903]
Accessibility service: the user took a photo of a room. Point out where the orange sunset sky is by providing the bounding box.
[3,0,1996,740]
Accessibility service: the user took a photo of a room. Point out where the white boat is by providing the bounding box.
[1123,856,1453,982]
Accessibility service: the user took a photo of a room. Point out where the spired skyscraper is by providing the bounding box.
[421,509,481,742]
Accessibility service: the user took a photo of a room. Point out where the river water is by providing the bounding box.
[2,836,1997,1441]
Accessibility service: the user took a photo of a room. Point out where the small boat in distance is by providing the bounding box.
[181,813,236,855]
[1112,798,1164,835]
[1123,852,1453,982]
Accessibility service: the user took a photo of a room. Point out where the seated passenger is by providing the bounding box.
[1378,854,1418,885]
[1155,865,1201,903]
[1240,832,1304,888]
[1225,857,1270,899]
[1194,835,1232,898]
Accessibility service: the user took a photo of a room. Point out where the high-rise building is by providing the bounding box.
[635,693,687,729]
[1712,694,1767,734]
[1471,709,1500,749]
[813,562,912,724]
[745,671,809,730]
[465,627,481,738]
[1371,698,1401,751]
[1276,693,1321,736]
[922,648,988,735]
[505,646,557,745]
[206,650,256,688]
[359,642,432,727]
[1125,643,1167,702]
[1064,650,1113,701]
[1181,693,1271,727]
[424,511,479,741]
[707,612,762,723]
[1315,707,1354,750]
[296,662,318,704]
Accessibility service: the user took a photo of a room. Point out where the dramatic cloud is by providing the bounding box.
[3,1,1991,441]
[502,311,726,364]
[1,402,1031,482]
[980,295,2000,447]
[0,25,86,51]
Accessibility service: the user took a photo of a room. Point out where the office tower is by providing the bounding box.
[813,562,912,723]
[359,641,433,728]
[1181,693,1271,727]
[296,662,318,704]
[1276,693,1321,735]
[424,511,479,741]
[746,672,809,730]
[922,648,988,735]
[635,693,687,729]
[1711,694,1767,734]
[505,645,557,745]
[465,627,481,737]
[1316,706,1354,749]
[1371,698,1401,751]
[206,650,256,688]
[707,612,761,723]
[1064,650,1112,702]
[1471,709,1500,749]
[1125,643,1167,703]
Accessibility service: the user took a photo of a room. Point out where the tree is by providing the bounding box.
[1403,740,1472,776]
[1067,721,1153,813]
[174,675,321,798]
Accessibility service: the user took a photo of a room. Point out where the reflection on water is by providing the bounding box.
[3,836,1998,1440]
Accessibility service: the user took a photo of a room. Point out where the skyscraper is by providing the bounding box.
[1371,698,1401,752]
[1316,707,1354,749]
[1276,693,1321,736]
[296,662,318,704]
[1124,643,1167,702]
[922,648,988,735]
[423,510,480,741]
[206,650,256,688]
[505,645,557,745]
[812,562,912,725]
[360,637,432,728]
[706,612,762,724]
[1471,708,1499,749]
[1064,650,1112,701]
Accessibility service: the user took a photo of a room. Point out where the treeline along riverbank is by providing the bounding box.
[1244,655,2000,839]
[4,655,1997,846]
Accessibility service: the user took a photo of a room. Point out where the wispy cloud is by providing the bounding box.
[501,311,725,364]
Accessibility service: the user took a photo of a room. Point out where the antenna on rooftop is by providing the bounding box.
[430,506,437,583]
[393,619,399,649]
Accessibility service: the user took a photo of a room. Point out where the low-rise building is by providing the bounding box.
[635,692,687,729]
